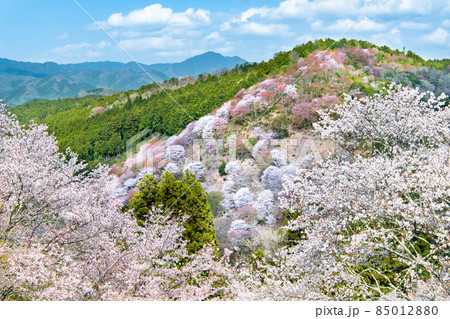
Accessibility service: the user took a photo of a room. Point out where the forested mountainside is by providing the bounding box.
[106,39,449,251]
[1,52,245,106]
[12,38,450,167]
[0,63,167,107]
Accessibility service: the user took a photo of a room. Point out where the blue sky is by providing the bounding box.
[1,0,449,64]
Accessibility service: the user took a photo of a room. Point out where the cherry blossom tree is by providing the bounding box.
[225,161,239,180]
[251,139,269,161]
[167,145,186,163]
[0,107,234,301]
[270,149,286,167]
[261,166,283,193]
[193,115,214,138]
[233,188,255,209]
[187,162,204,181]
[315,84,449,155]
[252,127,271,140]
[292,101,319,128]
[279,147,450,300]
[269,85,450,300]
[213,117,228,136]
[253,190,275,222]
[215,102,231,119]
[284,84,300,99]
[220,180,237,216]
[163,162,180,177]
[203,138,217,154]
[227,220,254,247]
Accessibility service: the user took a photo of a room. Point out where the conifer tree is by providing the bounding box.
[129,170,219,253]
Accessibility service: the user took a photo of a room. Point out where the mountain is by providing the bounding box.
[62,52,246,77]
[146,51,247,78]
[0,59,168,106]
[0,52,246,106]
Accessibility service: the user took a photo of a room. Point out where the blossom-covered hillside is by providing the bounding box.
[112,44,450,251]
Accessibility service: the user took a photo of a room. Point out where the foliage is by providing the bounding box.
[207,191,224,217]
[218,160,227,176]
[270,115,291,138]
[128,171,219,254]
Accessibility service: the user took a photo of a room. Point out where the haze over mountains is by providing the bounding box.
[0,52,246,106]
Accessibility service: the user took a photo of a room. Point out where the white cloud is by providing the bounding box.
[399,22,430,30]
[313,17,387,32]
[220,21,232,31]
[50,42,110,61]
[275,0,309,17]
[241,7,271,22]
[239,0,360,20]
[442,19,450,28]
[112,30,147,38]
[420,27,449,45]
[240,22,292,36]
[221,18,292,36]
[204,32,224,42]
[51,43,91,54]
[371,28,403,47]
[106,4,210,28]
[364,0,437,16]
[56,32,69,40]
[98,41,111,49]
[311,20,323,30]
[215,43,235,56]
[119,36,185,51]
[232,0,445,24]
[276,0,360,17]
[296,34,313,43]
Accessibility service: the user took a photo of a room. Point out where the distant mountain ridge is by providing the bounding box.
[146,51,246,78]
[0,52,246,106]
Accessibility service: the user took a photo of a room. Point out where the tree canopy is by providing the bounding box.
[128,171,219,254]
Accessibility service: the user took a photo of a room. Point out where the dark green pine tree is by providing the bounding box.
[128,170,219,254]
[123,111,139,139]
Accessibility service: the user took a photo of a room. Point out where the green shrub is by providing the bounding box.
[218,160,227,176]
[207,191,224,217]
[270,115,291,138]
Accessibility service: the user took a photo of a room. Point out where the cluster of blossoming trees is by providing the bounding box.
[249,85,450,300]
[0,105,232,300]
[1,84,449,300]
